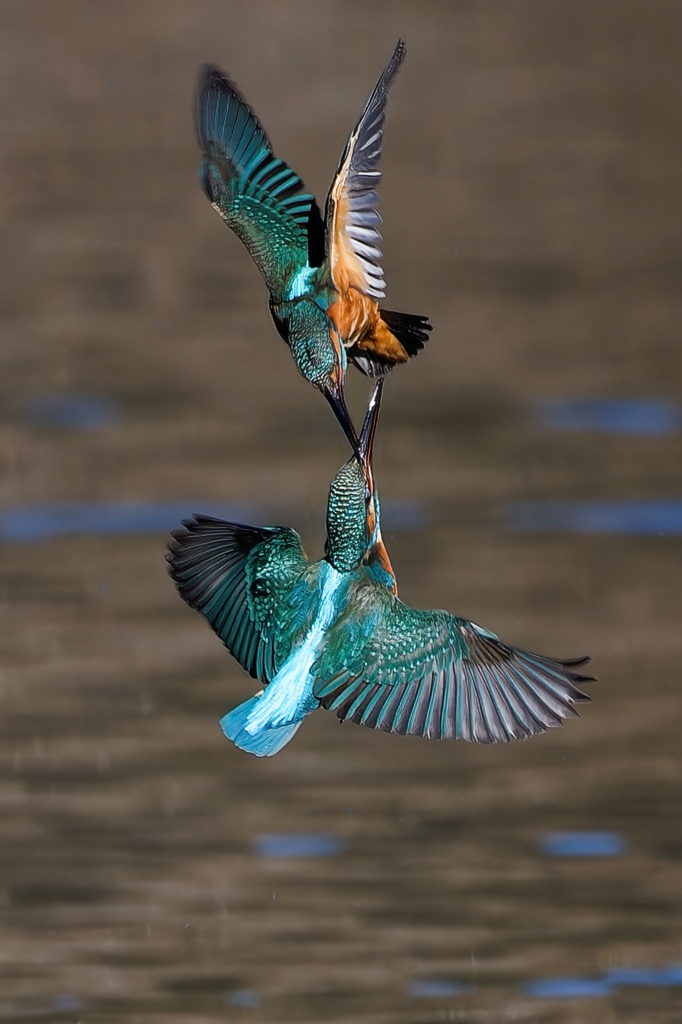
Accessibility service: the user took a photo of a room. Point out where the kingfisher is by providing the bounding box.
[168,380,593,757]
[196,40,431,449]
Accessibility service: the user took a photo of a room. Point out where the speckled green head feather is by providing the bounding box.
[325,380,383,572]
[325,459,367,571]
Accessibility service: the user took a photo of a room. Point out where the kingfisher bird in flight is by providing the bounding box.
[196,40,431,449]
[168,381,593,757]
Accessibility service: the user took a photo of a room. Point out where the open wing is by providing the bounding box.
[167,514,311,684]
[325,40,406,300]
[197,66,324,301]
[313,582,593,743]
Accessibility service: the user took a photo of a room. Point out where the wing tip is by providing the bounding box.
[547,654,596,688]
[380,40,407,86]
[392,39,408,70]
[166,515,278,576]
[376,39,407,98]
[195,61,272,157]
[196,63,229,147]
[197,62,242,103]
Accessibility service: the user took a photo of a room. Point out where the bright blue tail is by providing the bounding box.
[220,697,302,757]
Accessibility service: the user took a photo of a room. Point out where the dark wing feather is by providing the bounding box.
[325,41,406,299]
[196,65,322,299]
[313,580,593,743]
[167,514,310,684]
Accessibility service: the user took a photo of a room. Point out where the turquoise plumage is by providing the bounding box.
[196,41,431,448]
[168,382,593,756]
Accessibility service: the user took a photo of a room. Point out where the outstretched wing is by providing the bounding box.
[325,40,406,300]
[167,514,311,684]
[197,65,324,300]
[313,580,593,743]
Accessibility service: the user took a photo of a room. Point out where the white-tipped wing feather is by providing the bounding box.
[313,581,593,744]
[325,40,406,299]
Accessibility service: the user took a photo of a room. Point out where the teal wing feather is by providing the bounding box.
[167,514,311,684]
[196,65,324,300]
[313,577,593,743]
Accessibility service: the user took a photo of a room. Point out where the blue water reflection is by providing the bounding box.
[608,965,682,987]
[16,393,118,430]
[541,832,627,857]
[0,502,259,541]
[526,964,682,999]
[254,834,342,858]
[526,977,612,998]
[225,989,259,1007]
[409,979,468,998]
[53,994,83,1011]
[534,398,680,436]
[524,974,610,999]
[504,500,682,534]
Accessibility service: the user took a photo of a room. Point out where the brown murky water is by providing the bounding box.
[1,2,682,1021]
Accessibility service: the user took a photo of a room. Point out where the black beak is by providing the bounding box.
[358,378,384,467]
[324,383,359,452]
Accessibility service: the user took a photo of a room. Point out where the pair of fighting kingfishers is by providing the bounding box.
[168,41,593,757]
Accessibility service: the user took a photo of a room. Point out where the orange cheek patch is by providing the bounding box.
[375,538,398,595]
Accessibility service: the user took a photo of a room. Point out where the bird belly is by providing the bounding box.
[242,565,345,734]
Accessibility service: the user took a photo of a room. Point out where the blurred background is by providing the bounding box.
[0,2,681,1021]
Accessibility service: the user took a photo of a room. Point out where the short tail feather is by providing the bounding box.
[380,309,432,357]
[349,309,432,378]
[220,697,302,757]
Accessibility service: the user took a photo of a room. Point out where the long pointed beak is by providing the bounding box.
[358,378,384,466]
[324,384,359,451]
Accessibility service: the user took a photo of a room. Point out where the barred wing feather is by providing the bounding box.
[197,65,322,300]
[167,515,310,684]
[313,589,593,743]
[325,40,406,300]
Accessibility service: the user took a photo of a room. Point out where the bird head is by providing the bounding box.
[325,379,396,589]
[272,300,360,452]
[317,329,359,452]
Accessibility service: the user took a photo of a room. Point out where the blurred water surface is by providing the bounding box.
[533,398,681,436]
[1,2,682,1022]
